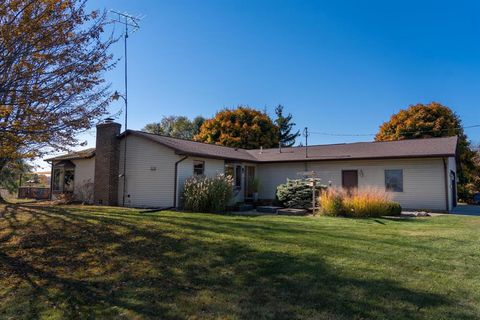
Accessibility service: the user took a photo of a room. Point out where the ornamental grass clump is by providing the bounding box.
[318,186,402,217]
[344,187,396,217]
[182,174,234,213]
[318,187,347,216]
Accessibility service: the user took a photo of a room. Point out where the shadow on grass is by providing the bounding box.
[0,204,476,319]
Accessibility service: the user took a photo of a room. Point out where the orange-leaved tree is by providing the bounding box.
[375,102,479,200]
[194,107,279,149]
[0,0,116,201]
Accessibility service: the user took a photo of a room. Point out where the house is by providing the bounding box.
[45,120,459,212]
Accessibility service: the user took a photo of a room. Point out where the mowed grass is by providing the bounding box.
[0,204,479,320]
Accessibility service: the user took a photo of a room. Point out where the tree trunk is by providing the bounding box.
[0,161,7,204]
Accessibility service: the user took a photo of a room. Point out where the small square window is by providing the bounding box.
[385,169,403,192]
[193,160,205,175]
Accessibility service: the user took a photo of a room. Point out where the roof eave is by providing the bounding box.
[255,154,456,164]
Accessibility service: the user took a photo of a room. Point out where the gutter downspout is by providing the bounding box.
[173,156,188,208]
[442,157,449,212]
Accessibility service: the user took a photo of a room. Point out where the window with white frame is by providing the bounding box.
[225,164,242,189]
[193,160,205,175]
[385,169,403,192]
[52,165,75,192]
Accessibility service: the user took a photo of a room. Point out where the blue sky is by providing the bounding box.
[41,0,480,168]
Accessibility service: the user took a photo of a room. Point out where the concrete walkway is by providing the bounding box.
[451,204,480,216]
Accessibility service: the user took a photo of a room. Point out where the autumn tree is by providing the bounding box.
[376,102,479,200]
[275,105,300,147]
[143,115,205,140]
[194,106,279,149]
[0,0,116,201]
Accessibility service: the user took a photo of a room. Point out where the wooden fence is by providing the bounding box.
[17,187,50,200]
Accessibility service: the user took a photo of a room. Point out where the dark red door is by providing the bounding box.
[342,170,358,190]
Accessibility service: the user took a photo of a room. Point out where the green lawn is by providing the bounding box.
[1,204,479,319]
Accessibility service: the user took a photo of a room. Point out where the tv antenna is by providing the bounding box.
[110,10,143,206]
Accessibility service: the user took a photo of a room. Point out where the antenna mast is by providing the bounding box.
[110,10,142,206]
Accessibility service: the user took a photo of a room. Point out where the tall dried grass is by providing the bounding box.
[182,174,234,213]
[319,186,402,217]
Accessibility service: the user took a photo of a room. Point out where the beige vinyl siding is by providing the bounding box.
[118,134,180,208]
[257,157,449,211]
[72,158,95,203]
[176,157,225,207]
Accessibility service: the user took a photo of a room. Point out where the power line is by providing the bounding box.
[308,124,480,137]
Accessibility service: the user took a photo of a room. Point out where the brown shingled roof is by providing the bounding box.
[124,130,257,161]
[245,136,458,162]
[45,148,95,161]
[46,133,458,163]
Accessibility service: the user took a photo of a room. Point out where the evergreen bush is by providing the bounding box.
[276,179,327,209]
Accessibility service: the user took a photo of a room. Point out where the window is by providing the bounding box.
[193,160,205,175]
[64,169,75,192]
[52,163,75,193]
[235,165,242,189]
[225,165,234,178]
[385,169,403,192]
[53,169,62,191]
[225,164,242,189]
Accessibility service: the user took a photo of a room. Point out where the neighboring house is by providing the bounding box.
[45,120,459,212]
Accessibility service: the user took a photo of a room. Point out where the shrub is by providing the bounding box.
[318,186,402,217]
[76,179,94,204]
[182,174,234,213]
[54,192,74,205]
[386,202,402,215]
[276,179,327,209]
[318,187,347,216]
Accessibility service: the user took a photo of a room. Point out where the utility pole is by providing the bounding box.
[303,127,309,158]
[110,10,141,206]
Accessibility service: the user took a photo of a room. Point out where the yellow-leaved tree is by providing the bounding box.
[194,107,279,149]
[376,102,479,201]
[0,0,116,201]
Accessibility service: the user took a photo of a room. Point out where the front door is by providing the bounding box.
[450,170,457,208]
[244,166,256,200]
[342,170,358,190]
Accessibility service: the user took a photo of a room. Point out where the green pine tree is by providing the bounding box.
[275,105,300,147]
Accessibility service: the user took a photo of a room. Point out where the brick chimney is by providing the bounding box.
[94,119,121,205]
